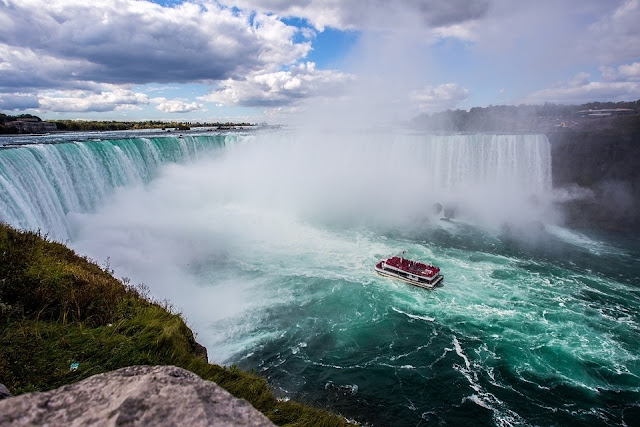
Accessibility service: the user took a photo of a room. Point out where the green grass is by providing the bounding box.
[0,223,351,426]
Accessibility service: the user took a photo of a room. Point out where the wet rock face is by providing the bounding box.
[548,131,640,231]
[548,132,640,188]
[0,365,274,427]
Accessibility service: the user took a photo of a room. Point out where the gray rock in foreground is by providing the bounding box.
[0,383,11,400]
[0,365,274,426]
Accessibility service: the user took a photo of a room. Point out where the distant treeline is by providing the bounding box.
[410,100,640,132]
[0,113,256,134]
[52,120,255,132]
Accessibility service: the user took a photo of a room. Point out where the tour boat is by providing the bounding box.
[375,255,444,290]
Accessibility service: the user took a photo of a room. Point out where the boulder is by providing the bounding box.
[0,383,11,400]
[432,202,443,215]
[192,341,209,362]
[443,206,456,219]
[0,365,274,426]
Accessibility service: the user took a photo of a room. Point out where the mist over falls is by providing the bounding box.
[0,134,236,240]
[0,131,553,240]
[0,131,557,331]
[1,131,638,425]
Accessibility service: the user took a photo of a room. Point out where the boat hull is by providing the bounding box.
[375,265,443,290]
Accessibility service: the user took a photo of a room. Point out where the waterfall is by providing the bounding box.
[396,133,551,193]
[0,134,235,240]
[0,131,552,241]
[228,131,553,226]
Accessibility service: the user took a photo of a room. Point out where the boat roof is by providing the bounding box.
[383,256,440,277]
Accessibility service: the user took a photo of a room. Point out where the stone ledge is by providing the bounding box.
[0,365,274,426]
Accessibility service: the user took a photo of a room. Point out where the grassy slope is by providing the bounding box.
[0,223,350,426]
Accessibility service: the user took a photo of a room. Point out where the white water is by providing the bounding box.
[0,134,235,239]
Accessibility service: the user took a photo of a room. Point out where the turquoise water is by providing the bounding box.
[218,224,640,425]
[1,131,638,425]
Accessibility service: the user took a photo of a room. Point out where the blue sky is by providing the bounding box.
[0,0,639,123]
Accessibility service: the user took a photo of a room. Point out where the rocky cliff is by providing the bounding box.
[547,131,640,231]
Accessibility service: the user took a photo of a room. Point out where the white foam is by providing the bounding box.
[546,225,622,255]
[453,336,471,370]
[391,306,435,322]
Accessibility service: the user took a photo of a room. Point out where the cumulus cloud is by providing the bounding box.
[154,98,206,113]
[38,88,150,112]
[522,71,640,105]
[224,0,489,31]
[569,72,591,87]
[599,66,619,82]
[618,62,640,80]
[431,22,478,41]
[0,43,98,92]
[599,61,640,82]
[0,94,40,111]
[410,83,470,112]
[199,62,353,107]
[0,0,310,88]
[2,0,638,118]
[586,0,640,64]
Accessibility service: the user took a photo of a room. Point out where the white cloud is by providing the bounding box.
[599,66,618,82]
[523,78,640,105]
[0,0,319,115]
[38,88,150,112]
[154,99,206,113]
[586,0,640,64]
[618,62,640,80]
[410,83,470,112]
[598,61,640,82]
[223,0,489,31]
[0,43,98,91]
[199,62,353,107]
[0,93,40,110]
[2,0,638,118]
[524,60,640,105]
[569,72,591,87]
[431,22,478,41]
[0,0,310,88]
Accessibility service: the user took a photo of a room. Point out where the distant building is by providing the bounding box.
[6,119,57,133]
[576,108,635,118]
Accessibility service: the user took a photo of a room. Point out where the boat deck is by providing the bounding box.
[375,257,444,290]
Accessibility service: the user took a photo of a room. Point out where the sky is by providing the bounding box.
[1,0,639,123]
